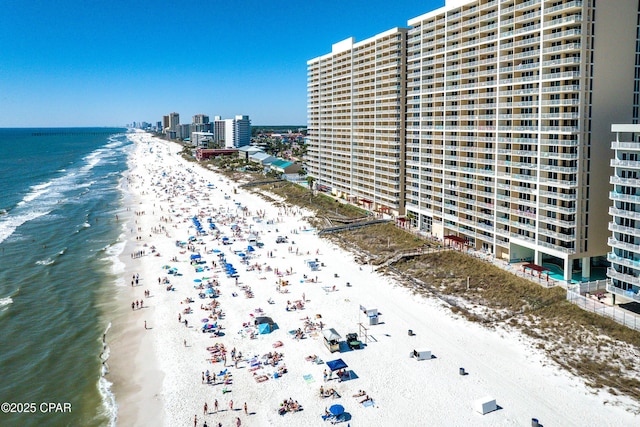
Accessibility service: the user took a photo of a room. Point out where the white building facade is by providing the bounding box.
[608,124,640,300]
[223,115,251,148]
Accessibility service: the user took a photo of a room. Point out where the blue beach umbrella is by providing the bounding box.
[329,404,344,416]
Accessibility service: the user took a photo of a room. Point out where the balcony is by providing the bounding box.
[608,252,640,271]
[611,159,640,169]
[608,221,640,238]
[608,237,640,253]
[607,268,640,289]
[610,176,640,187]
[606,282,640,302]
[610,206,640,221]
[610,191,640,204]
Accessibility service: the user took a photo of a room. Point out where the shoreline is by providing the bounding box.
[107,134,164,427]
[108,132,639,426]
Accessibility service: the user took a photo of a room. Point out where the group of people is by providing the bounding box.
[278,398,302,415]
[319,385,340,399]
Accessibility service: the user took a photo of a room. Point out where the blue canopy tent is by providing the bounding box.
[326,359,348,372]
[190,254,201,260]
[247,245,255,252]
[255,316,278,334]
[258,323,272,334]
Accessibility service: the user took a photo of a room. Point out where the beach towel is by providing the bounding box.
[303,374,314,384]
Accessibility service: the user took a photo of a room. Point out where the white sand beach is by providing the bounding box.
[109,131,639,427]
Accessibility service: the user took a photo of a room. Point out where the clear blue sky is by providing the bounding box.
[0,0,443,127]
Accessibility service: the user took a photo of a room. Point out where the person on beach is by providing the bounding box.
[203,402,208,415]
[236,417,241,427]
[229,400,233,411]
[214,399,218,413]
[144,320,147,329]
[193,415,197,427]
[244,402,248,415]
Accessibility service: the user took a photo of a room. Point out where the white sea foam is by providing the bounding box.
[0,210,50,244]
[104,237,127,281]
[36,258,55,266]
[0,140,125,244]
[83,222,91,228]
[0,296,13,309]
[98,322,117,427]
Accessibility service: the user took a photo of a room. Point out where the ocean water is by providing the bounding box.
[0,128,131,426]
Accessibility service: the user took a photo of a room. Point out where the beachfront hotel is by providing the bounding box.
[307,0,639,282]
[608,124,640,300]
[307,28,408,214]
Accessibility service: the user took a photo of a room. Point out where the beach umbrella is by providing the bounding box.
[213,249,221,253]
[194,279,202,283]
[329,404,344,416]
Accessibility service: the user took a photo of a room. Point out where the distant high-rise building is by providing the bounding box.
[193,114,210,125]
[212,116,226,145]
[210,115,251,148]
[162,115,170,132]
[169,112,180,131]
[224,115,251,148]
[178,123,191,140]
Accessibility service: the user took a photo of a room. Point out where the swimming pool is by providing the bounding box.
[542,263,607,283]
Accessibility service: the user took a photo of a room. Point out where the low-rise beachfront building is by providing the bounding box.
[270,159,302,175]
[195,148,238,161]
[249,152,276,166]
[237,145,263,161]
[192,132,215,148]
[607,124,640,302]
[307,0,639,282]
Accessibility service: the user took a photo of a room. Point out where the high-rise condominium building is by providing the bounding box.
[193,114,210,125]
[307,0,638,281]
[608,124,640,300]
[169,112,180,131]
[224,115,251,148]
[307,29,407,213]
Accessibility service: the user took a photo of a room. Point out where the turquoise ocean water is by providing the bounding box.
[0,128,131,426]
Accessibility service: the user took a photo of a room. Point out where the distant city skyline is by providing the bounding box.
[0,0,442,127]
